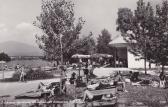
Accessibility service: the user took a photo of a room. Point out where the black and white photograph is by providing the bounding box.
[0,0,168,107]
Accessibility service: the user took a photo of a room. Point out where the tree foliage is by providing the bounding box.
[74,32,96,55]
[34,0,84,62]
[152,1,168,66]
[0,52,11,62]
[96,29,112,54]
[117,0,154,59]
[117,0,168,72]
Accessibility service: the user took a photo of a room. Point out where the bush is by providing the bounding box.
[12,71,21,81]
[12,68,54,81]
[27,68,54,80]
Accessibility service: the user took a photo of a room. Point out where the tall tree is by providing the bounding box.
[96,29,112,54]
[116,0,155,74]
[34,0,84,63]
[151,1,168,72]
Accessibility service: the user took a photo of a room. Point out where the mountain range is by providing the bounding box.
[0,41,43,56]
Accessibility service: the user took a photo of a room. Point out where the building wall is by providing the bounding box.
[127,51,155,68]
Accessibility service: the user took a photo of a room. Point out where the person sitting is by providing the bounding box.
[37,82,48,92]
[37,82,60,97]
[114,71,127,92]
[130,71,140,82]
[87,82,100,90]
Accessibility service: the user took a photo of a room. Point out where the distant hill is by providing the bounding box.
[0,41,43,56]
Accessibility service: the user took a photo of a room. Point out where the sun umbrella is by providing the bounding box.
[91,53,113,58]
[71,54,91,58]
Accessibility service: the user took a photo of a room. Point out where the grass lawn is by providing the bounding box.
[118,72,168,107]
[1,68,168,107]
[119,84,168,107]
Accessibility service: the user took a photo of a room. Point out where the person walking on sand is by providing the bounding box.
[20,65,25,82]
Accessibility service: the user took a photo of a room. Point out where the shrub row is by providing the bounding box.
[12,68,54,81]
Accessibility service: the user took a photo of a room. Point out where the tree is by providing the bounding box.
[74,32,96,55]
[96,29,112,54]
[34,0,84,64]
[151,0,168,72]
[116,0,155,74]
[0,52,11,62]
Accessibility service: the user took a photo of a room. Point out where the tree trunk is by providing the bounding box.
[149,61,151,69]
[162,64,164,73]
[144,57,147,74]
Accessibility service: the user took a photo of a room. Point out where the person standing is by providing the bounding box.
[159,71,165,88]
[84,63,89,83]
[15,64,20,72]
[20,65,26,82]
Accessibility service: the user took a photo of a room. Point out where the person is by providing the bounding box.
[4,65,8,70]
[37,82,57,98]
[84,64,89,83]
[70,72,76,85]
[37,82,47,91]
[114,71,127,92]
[159,71,165,88]
[90,64,95,76]
[19,65,26,82]
[15,64,20,72]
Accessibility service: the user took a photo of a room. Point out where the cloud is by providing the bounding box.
[0,22,38,46]
[0,24,5,28]
[12,22,38,45]
[0,24,11,43]
[0,23,8,33]
[0,28,8,33]
[16,22,35,31]
[0,0,163,46]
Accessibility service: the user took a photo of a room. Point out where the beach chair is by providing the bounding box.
[83,87,117,101]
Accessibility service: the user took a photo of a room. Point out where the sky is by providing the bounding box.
[0,0,162,46]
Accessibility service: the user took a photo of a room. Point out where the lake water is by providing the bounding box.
[0,59,54,79]
[1,59,54,69]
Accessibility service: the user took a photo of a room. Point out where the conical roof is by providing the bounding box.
[109,35,128,47]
